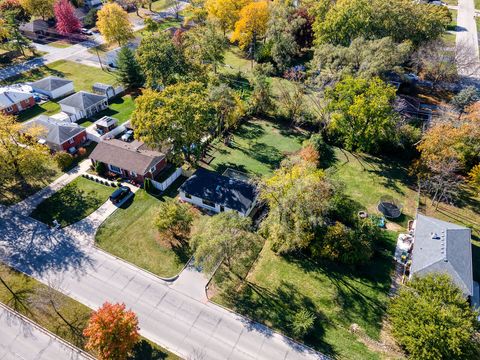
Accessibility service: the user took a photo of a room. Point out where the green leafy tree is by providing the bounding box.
[0,13,32,56]
[389,273,479,360]
[116,46,144,89]
[96,2,133,46]
[249,65,273,115]
[184,21,226,74]
[0,0,30,23]
[325,76,398,154]
[131,83,216,164]
[451,86,480,114]
[190,211,259,273]
[291,309,316,339]
[209,83,245,135]
[154,199,196,244]
[83,7,98,28]
[20,0,54,20]
[136,31,188,88]
[311,0,450,46]
[310,37,412,83]
[53,152,74,172]
[259,159,333,254]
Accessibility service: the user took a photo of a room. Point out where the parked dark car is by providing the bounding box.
[109,186,131,204]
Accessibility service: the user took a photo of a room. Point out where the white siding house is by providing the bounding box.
[30,77,74,100]
[59,91,108,122]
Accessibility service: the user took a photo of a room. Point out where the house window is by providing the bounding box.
[150,166,156,173]
[6,106,13,112]
[185,193,192,199]
[202,199,215,208]
[109,165,122,174]
[220,205,225,212]
[131,171,136,177]
[68,138,75,144]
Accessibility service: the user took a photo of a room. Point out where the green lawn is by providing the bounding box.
[212,232,398,360]
[448,9,458,30]
[207,119,307,177]
[444,0,458,4]
[96,187,189,278]
[16,101,61,122]
[87,94,136,125]
[150,0,172,12]
[3,60,117,91]
[30,177,113,227]
[476,0,480,10]
[0,264,179,359]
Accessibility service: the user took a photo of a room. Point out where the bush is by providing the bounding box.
[95,161,106,176]
[77,147,87,156]
[54,152,74,171]
[291,309,316,338]
[83,7,98,28]
[389,273,480,360]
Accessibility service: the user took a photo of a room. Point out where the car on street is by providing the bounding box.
[81,28,93,36]
[109,186,131,204]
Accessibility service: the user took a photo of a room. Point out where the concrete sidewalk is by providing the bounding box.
[456,0,480,78]
[0,303,93,360]
[9,160,91,216]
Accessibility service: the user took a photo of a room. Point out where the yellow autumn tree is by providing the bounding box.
[96,2,133,46]
[205,0,253,34]
[231,0,270,50]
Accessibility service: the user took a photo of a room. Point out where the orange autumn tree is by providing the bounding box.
[83,302,140,360]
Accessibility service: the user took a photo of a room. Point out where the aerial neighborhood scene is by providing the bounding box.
[1,0,480,359]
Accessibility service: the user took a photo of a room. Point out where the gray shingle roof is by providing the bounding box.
[59,91,106,110]
[30,76,73,92]
[180,168,257,214]
[0,89,33,109]
[25,115,85,145]
[89,139,165,175]
[411,214,473,296]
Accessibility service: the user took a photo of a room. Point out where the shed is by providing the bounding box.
[92,83,115,99]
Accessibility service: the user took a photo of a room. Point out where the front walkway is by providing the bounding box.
[9,159,91,216]
[0,303,93,360]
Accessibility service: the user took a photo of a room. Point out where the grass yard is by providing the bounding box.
[448,9,458,31]
[47,40,73,48]
[3,60,117,91]
[16,101,61,122]
[211,232,398,360]
[30,177,113,227]
[207,118,307,177]
[96,187,189,278]
[328,148,418,229]
[88,94,136,125]
[0,264,179,359]
[476,0,480,10]
[0,161,61,206]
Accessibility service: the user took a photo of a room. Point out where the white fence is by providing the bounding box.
[151,168,182,192]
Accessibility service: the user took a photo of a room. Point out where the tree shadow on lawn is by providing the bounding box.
[129,340,172,360]
[235,121,266,140]
[31,187,105,227]
[233,142,284,171]
[222,279,335,356]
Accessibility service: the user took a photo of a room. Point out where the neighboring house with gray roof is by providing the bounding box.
[411,214,473,297]
[30,76,74,100]
[0,88,35,115]
[89,138,167,182]
[23,115,87,152]
[59,91,108,122]
[179,168,258,217]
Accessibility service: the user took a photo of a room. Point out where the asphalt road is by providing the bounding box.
[456,0,480,78]
[0,303,92,360]
[0,207,327,360]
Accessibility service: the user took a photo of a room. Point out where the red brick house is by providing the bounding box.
[23,115,87,152]
[0,89,35,115]
[89,138,167,182]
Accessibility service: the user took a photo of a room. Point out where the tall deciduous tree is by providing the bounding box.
[54,0,81,36]
[259,158,333,254]
[116,46,144,89]
[20,0,54,20]
[83,302,140,360]
[155,199,196,244]
[205,0,252,34]
[209,83,245,134]
[131,83,216,164]
[96,2,133,46]
[0,0,30,22]
[231,0,270,52]
[0,113,50,196]
[136,31,188,88]
[190,211,260,273]
[325,76,398,154]
[389,274,479,360]
[184,21,226,74]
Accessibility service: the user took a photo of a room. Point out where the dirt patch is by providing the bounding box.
[349,321,405,360]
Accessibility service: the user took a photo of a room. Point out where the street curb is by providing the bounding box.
[0,302,95,359]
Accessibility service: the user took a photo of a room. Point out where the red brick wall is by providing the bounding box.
[2,103,19,115]
[61,131,87,151]
[2,96,35,115]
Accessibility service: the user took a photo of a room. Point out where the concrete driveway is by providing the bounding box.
[456,0,480,78]
[0,205,327,360]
